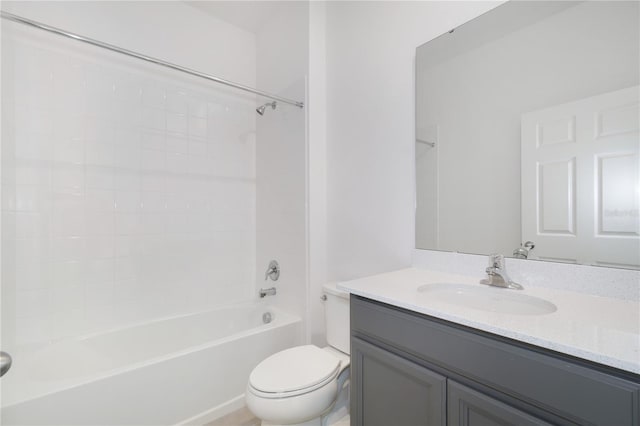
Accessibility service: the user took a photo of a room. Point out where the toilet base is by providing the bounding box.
[259,369,350,426]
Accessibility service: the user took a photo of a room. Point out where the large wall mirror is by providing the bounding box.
[415,1,639,269]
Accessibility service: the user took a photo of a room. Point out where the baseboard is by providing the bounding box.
[175,394,246,426]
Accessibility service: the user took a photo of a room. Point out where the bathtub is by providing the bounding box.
[1,303,302,425]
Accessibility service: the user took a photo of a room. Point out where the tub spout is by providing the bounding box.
[259,287,277,298]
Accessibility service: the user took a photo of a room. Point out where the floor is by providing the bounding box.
[206,407,260,426]
[206,407,351,426]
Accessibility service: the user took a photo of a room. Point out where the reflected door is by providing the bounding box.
[521,86,640,268]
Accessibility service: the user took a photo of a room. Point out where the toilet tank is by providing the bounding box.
[323,282,350,354]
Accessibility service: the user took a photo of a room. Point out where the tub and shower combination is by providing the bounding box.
[1,6,307,425]
[2,304,301,425]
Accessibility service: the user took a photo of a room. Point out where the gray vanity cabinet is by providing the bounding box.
[351,337,446,426]
[350,295,640,426]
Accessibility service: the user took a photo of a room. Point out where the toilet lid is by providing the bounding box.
[249,345,341,394]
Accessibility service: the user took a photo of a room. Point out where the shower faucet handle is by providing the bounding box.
[264,260,280,281]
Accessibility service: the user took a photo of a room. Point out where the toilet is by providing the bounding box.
[246,283,350,426]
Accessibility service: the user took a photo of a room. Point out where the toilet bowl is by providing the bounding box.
[246,283,350,426]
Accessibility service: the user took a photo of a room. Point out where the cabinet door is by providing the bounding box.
[448,381,553,426]
[351,337,446,426]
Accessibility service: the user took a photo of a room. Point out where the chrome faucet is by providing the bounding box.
[480,254,523,290]
[259,287,277,298]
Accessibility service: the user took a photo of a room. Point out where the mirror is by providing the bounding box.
[415,1,639,269]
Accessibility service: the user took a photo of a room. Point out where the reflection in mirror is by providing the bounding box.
[415,1,639,269]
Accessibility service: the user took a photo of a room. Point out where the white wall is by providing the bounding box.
[323,1,501,282]
[1,1,258,345]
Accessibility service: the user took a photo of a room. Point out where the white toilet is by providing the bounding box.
[246,283,350,426]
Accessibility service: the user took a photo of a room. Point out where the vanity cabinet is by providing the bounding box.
[351,337,446,426]
[350,296,640,426]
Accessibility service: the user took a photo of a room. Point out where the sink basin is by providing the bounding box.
[417,283,557,315]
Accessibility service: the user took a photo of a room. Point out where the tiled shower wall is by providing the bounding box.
[1,25,257,345]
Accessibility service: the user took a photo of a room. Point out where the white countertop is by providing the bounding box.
[338,268,640,374]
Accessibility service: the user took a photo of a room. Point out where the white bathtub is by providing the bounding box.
[1,303,301,425]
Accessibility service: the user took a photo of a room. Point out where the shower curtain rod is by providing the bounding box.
[1,11,305,109]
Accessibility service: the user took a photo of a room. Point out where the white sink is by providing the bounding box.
[417,283,557,315]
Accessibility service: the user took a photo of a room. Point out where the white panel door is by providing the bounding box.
[522,86,639,268]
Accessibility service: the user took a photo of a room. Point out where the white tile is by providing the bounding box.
[16,288,50,318]
[166,153,191,173]
[189,116,207,139]
[51,237,85,262]
[86,141,115,167]
[166,90,188,114]
[189,140,207,156]
[189,98,207,118]
[53,136,84,164]
[86,96,118,122]
[51,308,85,339]
[142,83,165,108]
[141,106,165,130]
[167,112,188,135]
[15,185,51,212]
[15,238,49,262]
[141,175,165,192]
[114,77,141,103]
[85,211,115,236]
[14,212,49,238]
[140,213,165,235]
[115,236,139,257]
[85,117,116,144]
[50,284,84,313]
[114,171,141,191]
[16,315,52,344]
[53,114,84,142]
[85,65,116,98]
[141,191,165,212]
[15,131,52,161]
[52,164,84,190]
[84,304,116,331]
[14,163,52,186]
[116,212,140,235]
[115,191,141,212]
[115,257,138,281]
[51,261,86,288]
[166,135,188,154]
[141,130,165,151]
[118,103,141,128]
[16,106,54,136]
[13,261,50,291]
[85,281,115,307]
[86,237,115,259]
[85,189,115,212]
[141,149,166,171]
[114,279,142,301]
[52,209,85,237]
[85,258,115,284]
[86,166,115,189]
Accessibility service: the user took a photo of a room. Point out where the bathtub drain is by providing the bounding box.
[262,312,273,324]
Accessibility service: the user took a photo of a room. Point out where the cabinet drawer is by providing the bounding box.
[351,296,640,426]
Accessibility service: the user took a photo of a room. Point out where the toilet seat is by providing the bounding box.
[248,345,342,399]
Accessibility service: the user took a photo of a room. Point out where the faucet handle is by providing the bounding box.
[264,260,280,281]
[489,253,504,268]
